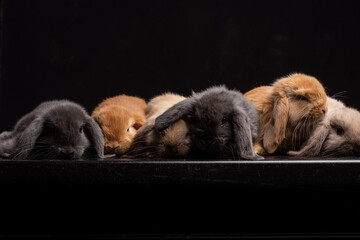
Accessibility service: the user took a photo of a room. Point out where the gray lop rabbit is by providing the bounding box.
[0,100,104,160]
[155,86,263,160]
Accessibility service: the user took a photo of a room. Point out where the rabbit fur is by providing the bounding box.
[0,100,104,160]
[288,97,360,156]
[92,94,146,155]
[244,73,328,155]
[124,93,190,158]
[155,86,263,160]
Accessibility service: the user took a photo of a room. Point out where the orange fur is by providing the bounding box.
[244,73,328,155]
[92,95,146,155]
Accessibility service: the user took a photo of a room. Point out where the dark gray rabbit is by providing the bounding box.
[155,86,263,160]
[0,100,104,160]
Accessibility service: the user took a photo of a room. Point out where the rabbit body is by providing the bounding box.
[0,100,104,160]
[92,95,146,155]
[288,97,360,156]
[244,73,328,155]
[155,86,263,160]
[124,93,190,158]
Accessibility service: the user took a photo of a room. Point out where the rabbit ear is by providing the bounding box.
[232,108,264,160]
[12,118,44,160]
[84,117,104,158]
[91,111,103,127]
[133,114,146,130]
[155,98,196,131]
[263,90,289,154]
[287,123,329,156]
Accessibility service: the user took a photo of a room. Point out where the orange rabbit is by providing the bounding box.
[244,73,328,155]
[92,95,146,155]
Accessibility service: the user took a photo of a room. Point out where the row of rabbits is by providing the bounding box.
[1,73,359,160]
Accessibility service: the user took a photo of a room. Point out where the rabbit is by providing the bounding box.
[145,93,187,120]
[0,100,104,160]
[91,95,147,155]
[155,86,263,160]
[123,93,190,158]
[244,73,328,156]
[288,97,360,156]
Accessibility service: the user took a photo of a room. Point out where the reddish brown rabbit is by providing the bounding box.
[92,95,146,155]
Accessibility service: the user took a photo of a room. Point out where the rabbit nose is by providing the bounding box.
[114,146,126,156]
[59,148,75,157]
[105,146,115,154]
[165,146,175,155]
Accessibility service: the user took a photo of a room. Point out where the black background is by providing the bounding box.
[1,1,360,238]
[1,0,360,131]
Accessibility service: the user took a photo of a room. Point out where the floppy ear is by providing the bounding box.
[263,90,289,154]
[155,98,196,131]
[287,123,329,156]
[133,114,146,130]
[84,117,104,158]
[12,118,44,160]
[232,108,264,160]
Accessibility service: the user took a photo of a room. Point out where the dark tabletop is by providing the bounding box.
[0,157,360,239]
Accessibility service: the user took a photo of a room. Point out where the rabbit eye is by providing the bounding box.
[43,122,56,133]
[336,126,344,135]
[296,95,309,101]
[331,123,344,135]
[127,127,130,132]
[221,117,228,125]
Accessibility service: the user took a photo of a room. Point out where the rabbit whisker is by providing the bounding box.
[12,147,37,159]
[292,115,313,151]
[224,144,235,160]
[124,145,159,158]
[15,147,48,160]
[125,144,155,154]
[331,91,348,99]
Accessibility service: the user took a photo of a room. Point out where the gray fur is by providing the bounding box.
[155,86,263,160]
[0,100,104,160]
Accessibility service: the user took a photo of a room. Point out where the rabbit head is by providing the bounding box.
[245,73,328,155]
[288,97,360,156]
[125,118,190,158]
[8,100,104,160]
[146,93,187,119]
[155,86,263,160]
[123,93,190,158]
[187,92,235,156]
[321,107,360,156]
[92,105,146,155]
[35,105,91,159]
[275,73,328,125]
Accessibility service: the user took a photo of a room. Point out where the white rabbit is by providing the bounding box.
[288,97,360,156]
